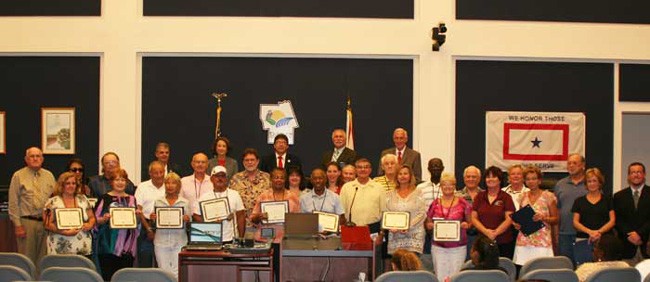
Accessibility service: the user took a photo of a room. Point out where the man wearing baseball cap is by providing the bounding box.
[192,166,246,242]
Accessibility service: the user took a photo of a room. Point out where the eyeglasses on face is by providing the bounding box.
[70,168,84,172]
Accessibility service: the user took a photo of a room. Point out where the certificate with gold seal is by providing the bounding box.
[110,207,137,229]
[381,211,410,230]
[55,208,83,229]
[155,207,184,229]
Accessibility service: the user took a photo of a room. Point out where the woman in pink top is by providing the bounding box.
[425,172,472,281]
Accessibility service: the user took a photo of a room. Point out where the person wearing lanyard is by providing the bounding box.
[180,152,213,218]
[192,166,246,243]
[300,168,346,228]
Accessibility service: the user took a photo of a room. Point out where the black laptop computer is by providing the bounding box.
[185,222,224,251]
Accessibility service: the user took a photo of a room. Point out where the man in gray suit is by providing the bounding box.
[378,128,422,183]
[321,129,358,168]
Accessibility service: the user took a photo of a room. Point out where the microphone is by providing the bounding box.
[346,187,358,227]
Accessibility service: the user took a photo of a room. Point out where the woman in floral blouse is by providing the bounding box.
[512,166,558,266]
[43,171,96,256]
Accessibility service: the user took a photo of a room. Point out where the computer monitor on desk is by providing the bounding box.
[284,213,318,239]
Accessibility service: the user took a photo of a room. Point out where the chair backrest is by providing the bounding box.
[461,257,515,281]
[450,269,510,282]
[0,252,36,278]
[585,266,641,282]
[375,270,438,282]
[111,267,177,282]
[498,257,516,281]
[519,256,574,278]
[520,269,579,282]
[636,259,650,282]
[39,254,96,271]
[0,265,32,281]
[40,266,103,282]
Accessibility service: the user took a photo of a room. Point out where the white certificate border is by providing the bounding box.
[314,211,339,233]
[55,208,83,229]
[260,200,289,224]
[381,211,410,230]
[200,197,231,222]
[155,207,184,229]
[433,220,461,242]
[109,207,137,229]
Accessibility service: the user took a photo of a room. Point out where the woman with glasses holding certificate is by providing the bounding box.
[425,172,471,281]
[43,172,96,256]
[380,165,427,256]
[150,172,191,277]
[94,169,139,281]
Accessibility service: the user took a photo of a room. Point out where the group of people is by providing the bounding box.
[7,127,650,282]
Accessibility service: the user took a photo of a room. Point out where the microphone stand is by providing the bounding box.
[345,187,358,227]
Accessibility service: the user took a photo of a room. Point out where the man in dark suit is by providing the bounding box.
[321,128,357,168]
[154,142,183,176]
[260,134,302,174]
[614,162,650,264]
[377,128,422,182]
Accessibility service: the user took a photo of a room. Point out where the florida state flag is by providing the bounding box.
[486,111,585,172]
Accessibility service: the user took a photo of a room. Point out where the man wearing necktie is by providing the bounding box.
[260,134,302,175]
[378,128,422,183]
[8,147,56,265]
[320,129,358,168]
[614,162,650,265]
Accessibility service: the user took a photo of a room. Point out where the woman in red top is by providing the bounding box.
[471,166,516,259]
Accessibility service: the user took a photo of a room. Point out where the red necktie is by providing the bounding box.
[278,156,284,169]
[398,151,403,164]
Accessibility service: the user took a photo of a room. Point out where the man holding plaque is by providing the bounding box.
[300,168,346,228]
[9,147,56,265]
[134,161,166,267]
[193,166,245,242]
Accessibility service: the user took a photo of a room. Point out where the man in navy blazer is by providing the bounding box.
[321,129,358,168]
[614,162,650,263]
[260,134,302,175]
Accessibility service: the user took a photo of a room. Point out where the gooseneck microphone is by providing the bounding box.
[346,187,358,227]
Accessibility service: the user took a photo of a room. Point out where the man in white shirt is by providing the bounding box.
[417,158,444,209]
[180,152,213,216]
[192,166,246,242]
[135,161,166,267]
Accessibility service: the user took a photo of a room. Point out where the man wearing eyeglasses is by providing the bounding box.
[88,152,135,197]
[339,158,386,233]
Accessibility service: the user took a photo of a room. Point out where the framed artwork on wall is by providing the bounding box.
[41,107,75,154]
[0,111,5,154]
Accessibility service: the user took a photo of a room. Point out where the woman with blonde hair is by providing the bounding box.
[43,171,96,255]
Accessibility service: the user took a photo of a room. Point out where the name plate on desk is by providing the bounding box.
[381,211,410,230]
[433,220,460,242]
[55,208,83,229]
[110,207,137,229]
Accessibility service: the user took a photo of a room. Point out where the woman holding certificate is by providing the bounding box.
[512,166,558,267]
[471,166,516,259]
[150,172,191,277]
[94,169,139,281]
[425,173,471,281]
[381,165,427,255]
[43,172,96,256]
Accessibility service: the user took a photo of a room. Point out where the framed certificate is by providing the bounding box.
[110,207,137,229]
[381,211,410,230]
[55,208,83,229]
[87,198,98,208]
[260,200,289,224]
[314,211,339,233]
[433,220,461,242]
[155,207,184,229]
[199,197,231,222]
